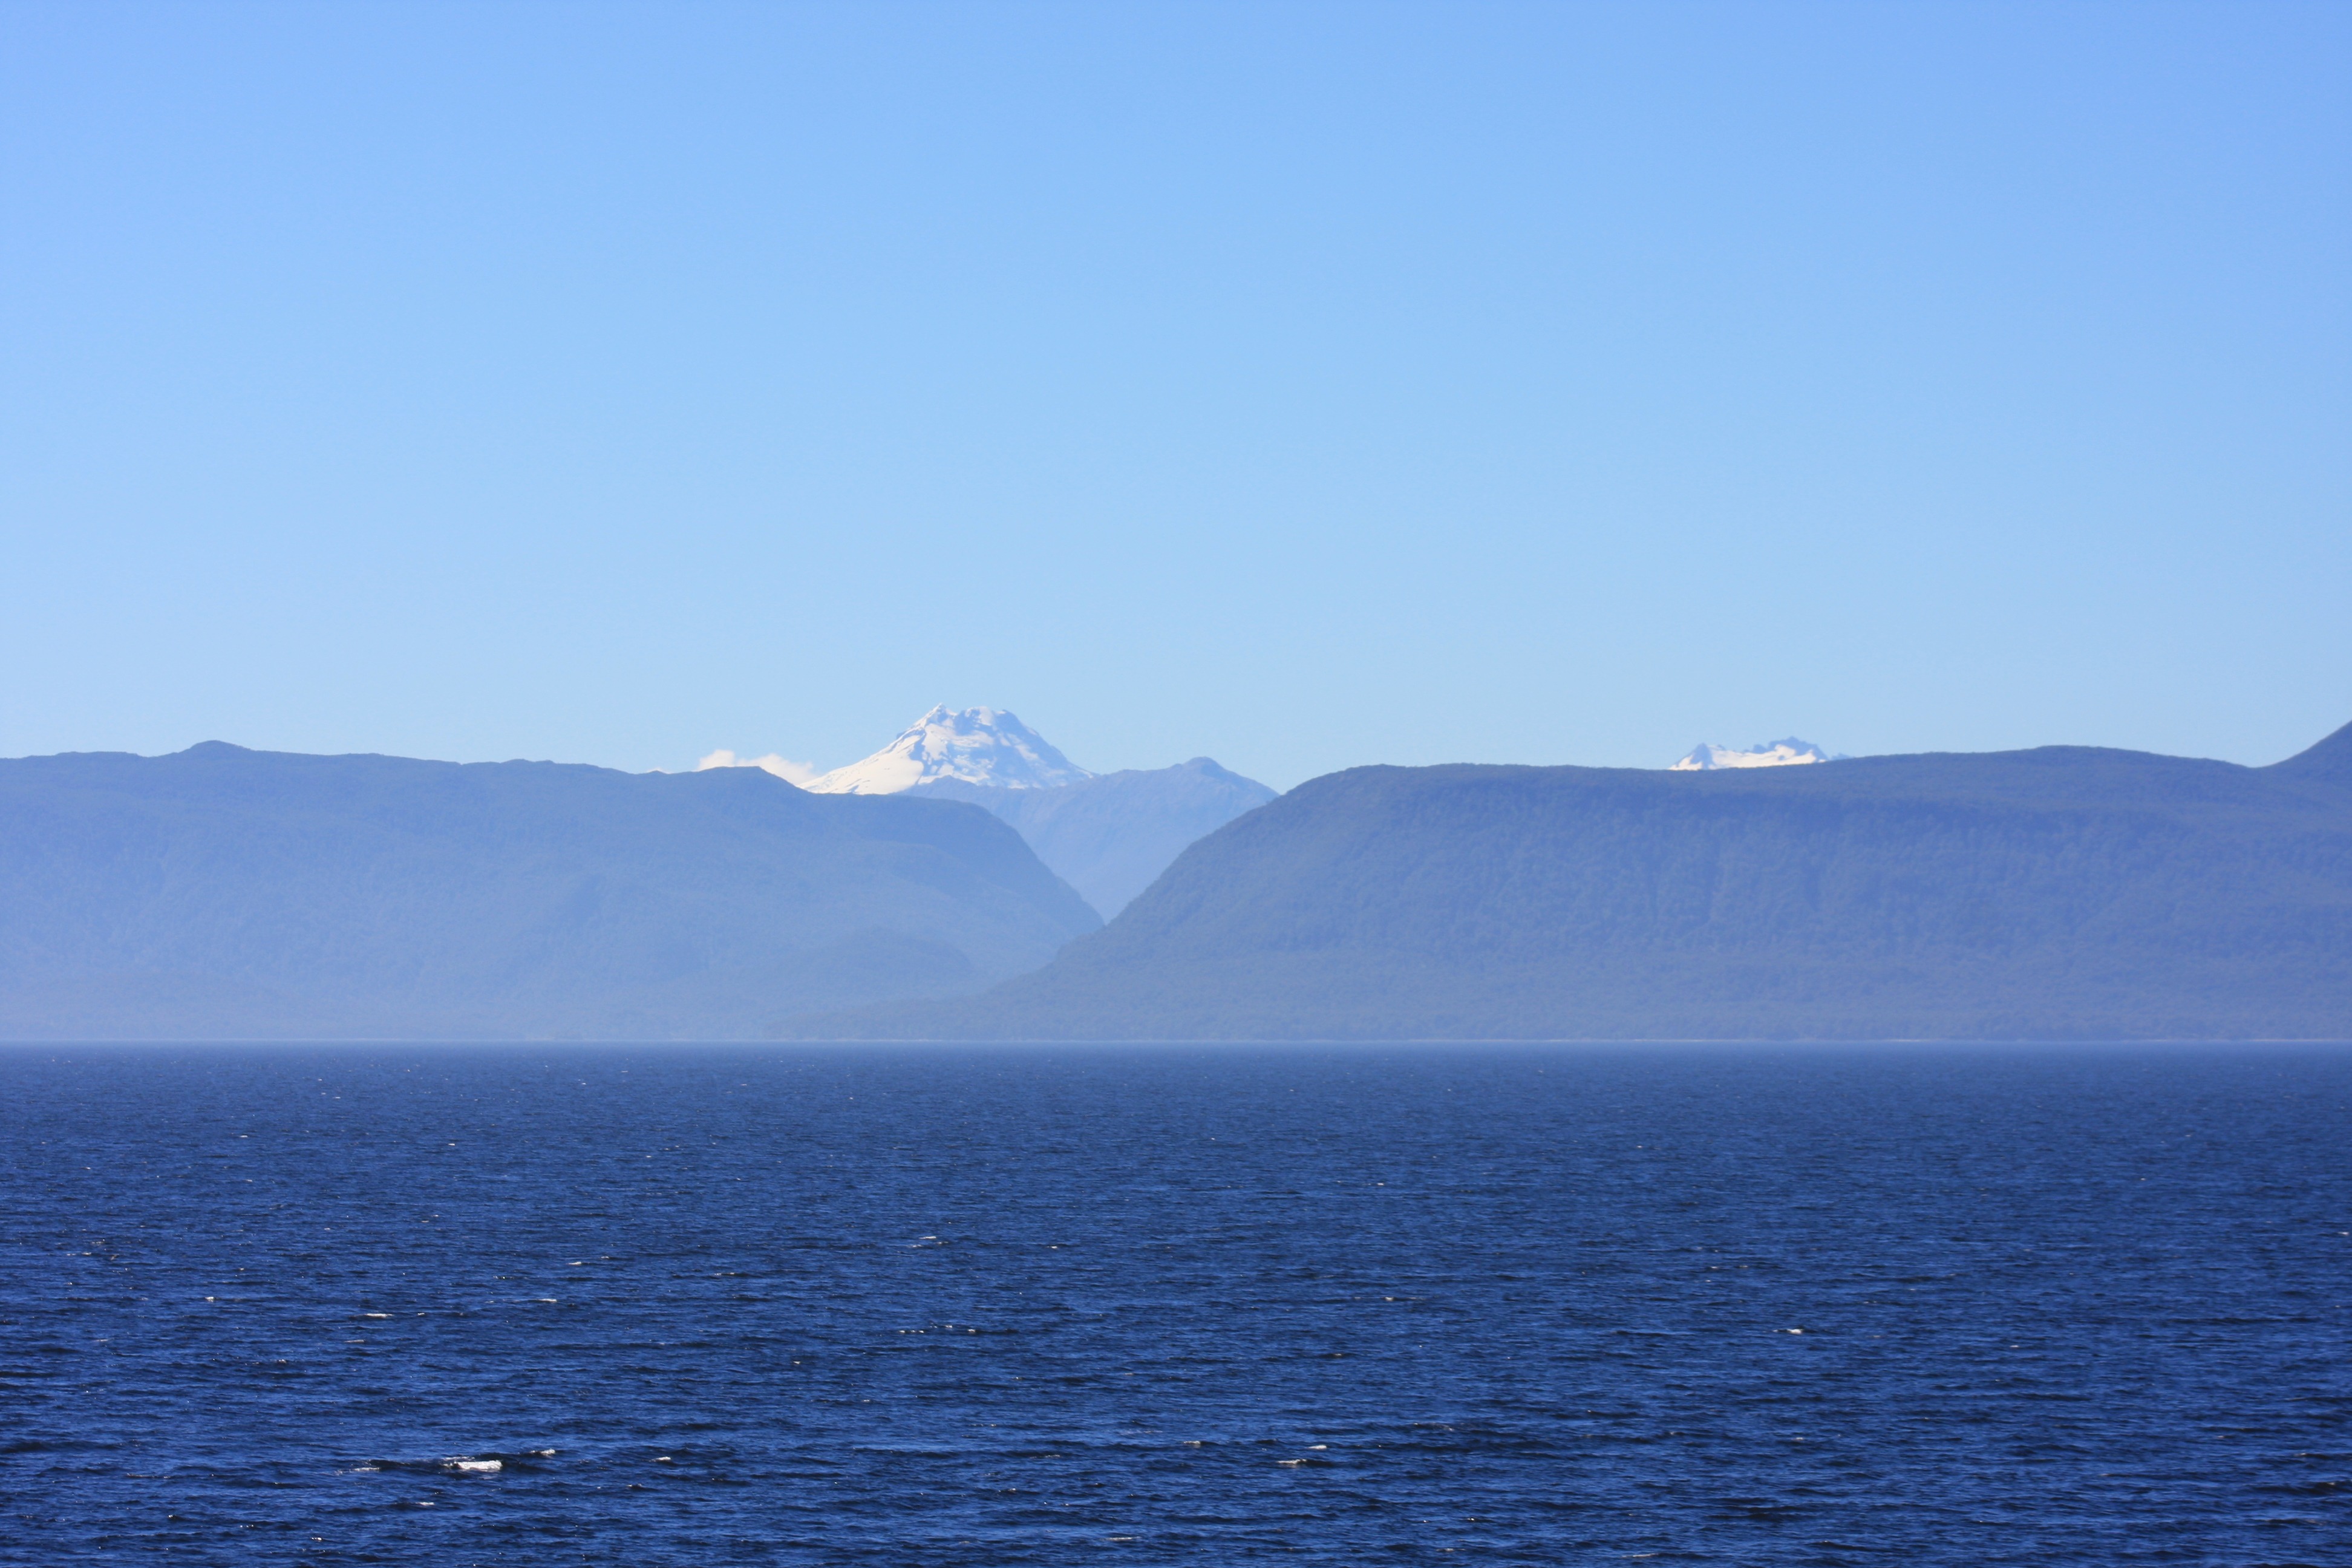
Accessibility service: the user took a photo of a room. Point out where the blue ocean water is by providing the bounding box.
[1,1044,2346,1566]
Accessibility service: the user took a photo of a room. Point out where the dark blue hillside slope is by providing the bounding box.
[785,723,2352,1040]
[0,743,1099,1039]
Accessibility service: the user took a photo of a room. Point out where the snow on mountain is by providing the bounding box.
[694,749,819,785]
[801,707,1094,795]
[1669,738,1834,771]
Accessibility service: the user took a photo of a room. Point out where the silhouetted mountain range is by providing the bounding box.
[9,724,2346,1042]
[0,742,1098,1039]
[785,721,2352,1041]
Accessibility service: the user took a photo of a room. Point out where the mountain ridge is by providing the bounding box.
[779,724,2352,1042]
[0,741,1100,1039]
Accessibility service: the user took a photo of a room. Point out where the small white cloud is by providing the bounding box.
[695,749,820,786]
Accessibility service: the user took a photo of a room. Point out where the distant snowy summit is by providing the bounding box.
[801,706,1094,795]
[1670,738,1836,771]
[707,705,1274,916]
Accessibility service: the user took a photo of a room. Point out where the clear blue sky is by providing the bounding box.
[2,1,2345,788]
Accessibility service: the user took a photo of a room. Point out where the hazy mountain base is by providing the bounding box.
[910,758,1278,918]
[779,723,2352,1042]
[0,744,1099,1039]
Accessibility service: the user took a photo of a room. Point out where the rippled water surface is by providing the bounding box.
[2,1044,2347,1565]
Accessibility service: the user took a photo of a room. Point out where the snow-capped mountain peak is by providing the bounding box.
[800,707,1094,795]
[1669,738,1834,771]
